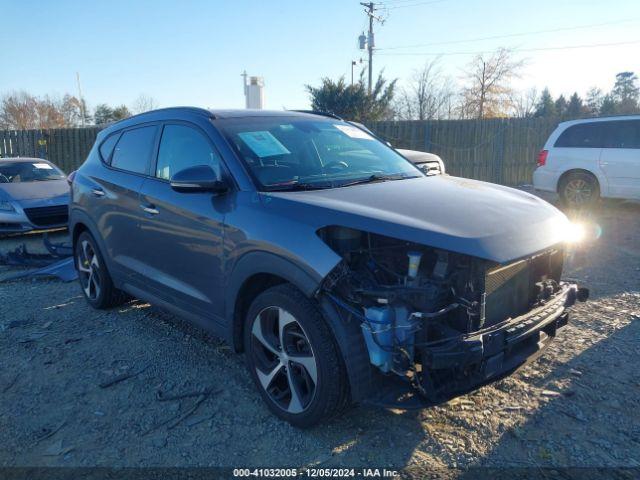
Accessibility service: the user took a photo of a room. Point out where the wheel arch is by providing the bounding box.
[556,168,602,195]
[69,209,117,283]
[226,251,323,352]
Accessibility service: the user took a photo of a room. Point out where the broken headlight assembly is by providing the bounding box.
[318,226,588,405]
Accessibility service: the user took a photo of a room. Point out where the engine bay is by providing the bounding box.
[318,226,571,401]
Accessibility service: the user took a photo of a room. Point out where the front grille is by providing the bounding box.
[23,205,68,227]
[483,249,563,327]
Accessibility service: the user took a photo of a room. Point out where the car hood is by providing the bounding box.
[0,179,69,201]
[264,176,570,264]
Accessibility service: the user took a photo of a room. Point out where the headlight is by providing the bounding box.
[563,222,585,243]
[0,201,16,212]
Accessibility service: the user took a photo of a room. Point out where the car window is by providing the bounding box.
[0,161,65,183]
[217,117,421,190]
[554,122,605,148]
[111,126,157,174]
[602,120,640,149]
[155,124,221,180]
[99,133,120,162]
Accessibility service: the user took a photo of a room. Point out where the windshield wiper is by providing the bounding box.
[337,173,420,188]
[264,180,334,191]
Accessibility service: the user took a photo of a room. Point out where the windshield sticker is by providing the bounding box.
[333,124,374,140]
[238,131,291,157]
[33,163,53,169]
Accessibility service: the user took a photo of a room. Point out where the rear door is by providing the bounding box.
[92,124,159,280]
[599,120,640,199]
[136,122,228,322]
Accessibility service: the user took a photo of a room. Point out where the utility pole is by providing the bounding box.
[360,2,382,94]
[76,72,86,126]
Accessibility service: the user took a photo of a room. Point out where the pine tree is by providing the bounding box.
[600,94,618,116]
[585,87,603,116]
[612,71,639,114]
[554,95,568,118]
[566,93,584,118]
[534,88,556,117]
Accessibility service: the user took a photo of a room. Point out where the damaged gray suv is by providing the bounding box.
[70,108,588,427]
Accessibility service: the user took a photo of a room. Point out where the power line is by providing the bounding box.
[376,39,640,56]
[377,18,639,50]
[377,0,447,9]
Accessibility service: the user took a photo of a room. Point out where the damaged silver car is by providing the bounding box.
[70,108,588,427]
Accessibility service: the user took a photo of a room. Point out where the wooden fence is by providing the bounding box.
[370,117,560,185]
[0,127,100,174]
[0,118,561,186]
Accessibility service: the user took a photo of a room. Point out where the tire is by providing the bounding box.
[75,231,128,309]
[243,284,349,428]
[559,171,600,208]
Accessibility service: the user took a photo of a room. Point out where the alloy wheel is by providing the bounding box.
[564,178,593,205]
[77,240,101,300]
[250,306,318,414]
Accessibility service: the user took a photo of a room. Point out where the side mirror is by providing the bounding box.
[170,165,228,194]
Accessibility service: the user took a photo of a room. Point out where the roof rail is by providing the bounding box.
[289,110,343,120]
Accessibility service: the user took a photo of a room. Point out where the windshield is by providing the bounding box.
[0,161,65,183]
[217,117,423,190]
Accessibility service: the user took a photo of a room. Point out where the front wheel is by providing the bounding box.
[244,284,349,427]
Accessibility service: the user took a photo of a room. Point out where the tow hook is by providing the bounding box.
[566,285,590,306]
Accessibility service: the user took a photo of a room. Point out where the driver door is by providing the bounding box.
[136,122,228,322]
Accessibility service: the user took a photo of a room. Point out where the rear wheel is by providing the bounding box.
[75,231,128,309]
[244,284,349,428]
[559,171,599,208]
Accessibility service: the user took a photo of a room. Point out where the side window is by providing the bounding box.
[602,120,640,149]
[99,133,120,163]
[111,126,157,174]
[554,123,604,148]
[155,124,221,180]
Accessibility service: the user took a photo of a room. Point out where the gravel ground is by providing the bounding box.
[1,198,639,475]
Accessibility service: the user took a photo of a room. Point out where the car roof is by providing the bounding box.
[99,107,333,137]
[0,157,50,163]
[559,114,640,127]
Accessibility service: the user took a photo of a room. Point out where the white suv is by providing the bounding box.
[533,115,640,206]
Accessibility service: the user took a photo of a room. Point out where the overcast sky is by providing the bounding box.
[1,0,638,110]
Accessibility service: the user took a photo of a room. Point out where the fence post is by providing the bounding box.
[423,122,431,152]
[494,120,505,184]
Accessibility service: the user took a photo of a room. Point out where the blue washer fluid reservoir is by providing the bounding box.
[362,306,393,372]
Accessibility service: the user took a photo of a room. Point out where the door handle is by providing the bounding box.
[91,188,105,197]
[600,161,609,166]
[140,204,159,215]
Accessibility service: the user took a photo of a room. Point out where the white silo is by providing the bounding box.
[242,71,264,109]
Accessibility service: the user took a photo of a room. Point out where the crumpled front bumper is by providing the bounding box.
[366,281,587,409]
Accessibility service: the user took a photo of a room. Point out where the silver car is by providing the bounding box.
[0,157,70,234]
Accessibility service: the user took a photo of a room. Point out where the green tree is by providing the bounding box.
[585,87,603,116]
[612,71,639,114]
[566,92,584,118]
[534,88,556,117]
[94,104,131,125]
[554,95,568,117]
[306,71,397,122]
[600,94,618,115]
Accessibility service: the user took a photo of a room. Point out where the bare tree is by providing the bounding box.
[511,87,538,118]
[0,91,38,129]
[131,94,157,114]
[460,48,524,119]
[0,91,87,129]
[395,59,453,120]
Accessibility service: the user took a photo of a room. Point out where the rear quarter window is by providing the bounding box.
[554,122,605,148]
[111,126,158,174]
[98,133,120,163]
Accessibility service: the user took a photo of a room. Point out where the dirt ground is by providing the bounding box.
[1,198,639,475]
